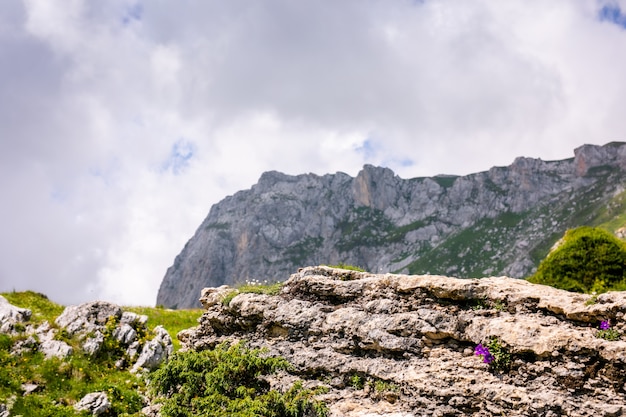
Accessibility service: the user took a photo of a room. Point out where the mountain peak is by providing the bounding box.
[158,142,626,308]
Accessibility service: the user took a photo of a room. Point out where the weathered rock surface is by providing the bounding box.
[0,295,31,334]
[55,301,122,335]
[180,266,626,417]
[158,142,626,309]
[74,392,111,416]
[131,325,173,373]
[39,339,73,359]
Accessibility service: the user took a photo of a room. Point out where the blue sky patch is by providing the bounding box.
[599,4,626,29]
[162,139,196,175]
[122,3,143,25]
[356,138,380,160]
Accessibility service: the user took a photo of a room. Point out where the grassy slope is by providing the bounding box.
[402,170,626,278]
[0,291,203,416]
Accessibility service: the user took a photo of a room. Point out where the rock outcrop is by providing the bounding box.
[158,142,626,309]
[180,266,626,417]
[0,297,175,416]
[0,295,31,334]
[0,299,173,373]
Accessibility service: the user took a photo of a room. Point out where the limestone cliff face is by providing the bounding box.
[179,266,626,417]
[158,142,626,308]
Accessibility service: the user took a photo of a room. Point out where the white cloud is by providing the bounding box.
[2,0,626,306]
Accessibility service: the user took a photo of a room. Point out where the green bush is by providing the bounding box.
[528,226,626,293]
[150,341,328,417]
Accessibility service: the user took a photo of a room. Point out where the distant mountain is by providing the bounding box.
[157,142,626,309]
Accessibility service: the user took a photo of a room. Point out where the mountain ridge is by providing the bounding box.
[158,142,626,309]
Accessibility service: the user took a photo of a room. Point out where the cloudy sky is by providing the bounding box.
[2,0,626,306]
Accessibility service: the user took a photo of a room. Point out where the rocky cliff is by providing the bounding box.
[158,142,626,309]
[179,266,626,417]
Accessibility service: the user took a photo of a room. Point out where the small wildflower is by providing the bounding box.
[474,343,495,364]
[597,319,620,341]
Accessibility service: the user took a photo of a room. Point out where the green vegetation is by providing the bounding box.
[125,306,203,351]
[588,188,626,233]
[235,282,283,296]
[0,292,149,416]
[346,373,399,402]
[337,207,395,251]
[204,222,230,231]
[349,374,364,389]
[284,237,324,266]
[1,291,329,416]
[0,292,203,415]
[151,341,328,417]
[528,226,626,293]
[469,298,506,312]
[485,337,511,373]
[2,290,64,323]
[432,175,459,189]
[221,281,284,306]
[326,264,366,272]
[597,327,621,341]
[405,211,524,277]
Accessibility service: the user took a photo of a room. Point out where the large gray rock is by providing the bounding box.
[180,266,626,417]
[0,295,31,334]
[157,142,626,309]
[55,301,122,336]
[0,403,9,417]
[74,392,110,416]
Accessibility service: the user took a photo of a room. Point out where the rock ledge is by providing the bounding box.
[180,266,626,417]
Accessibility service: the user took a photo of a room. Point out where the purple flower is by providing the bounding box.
[474,344,488,356]
[600,320,611,330]
[474,344,495,364]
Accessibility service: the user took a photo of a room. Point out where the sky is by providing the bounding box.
[2,0,626,307]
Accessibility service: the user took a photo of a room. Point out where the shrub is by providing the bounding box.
[528,226,626,293]
[150,341,328,417]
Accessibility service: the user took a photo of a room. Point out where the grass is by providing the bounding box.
[326,264,366,272]
[2,290,65,325]
[0,291,150,415]
[0,291,206,415]
[124,306,203,351]
[221,282,284,306]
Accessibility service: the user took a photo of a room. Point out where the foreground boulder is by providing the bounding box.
[180,266,626,417]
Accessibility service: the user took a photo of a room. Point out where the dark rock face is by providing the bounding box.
[180,266,626,417]
[158,142,626,309]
